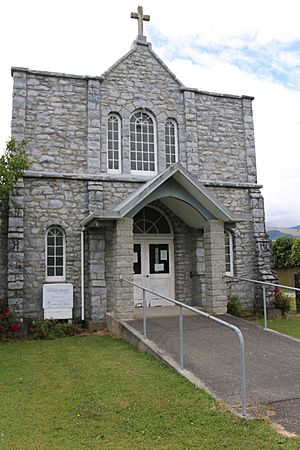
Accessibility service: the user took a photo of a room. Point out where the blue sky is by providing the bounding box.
[1,0,300,226]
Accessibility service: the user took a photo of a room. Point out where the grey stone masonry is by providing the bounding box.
[242,98,257,184]
[88,181,104,212]
[7,36,275,320]
[99,42,185,175]
[22,178,88,320]
[24,72,88,174]
[0,199,8,300]
[106,219,134,319]
[250,188,275,308]
[11,71,27,142]
[196,93,251,183]
[87,79,101,174]
[183,89,199,175]
[7,180,24,318]
[87,230,106,321]
[204,220,227,314]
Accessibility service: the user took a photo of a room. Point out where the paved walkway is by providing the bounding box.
[128,312,300,435]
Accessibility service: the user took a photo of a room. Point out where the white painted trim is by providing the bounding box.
[130,109,158,175]
[107,113,122,174]
[133,237,175,307]
[165,118,179,166]
[225,230,234,276]
[45,226,66,282]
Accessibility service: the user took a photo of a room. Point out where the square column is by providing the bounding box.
[204,220,227,314]
[106,218,134,319]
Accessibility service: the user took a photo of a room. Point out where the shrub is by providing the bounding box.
[30,319,80,340]
[227,296,242,316]
[275,290,291,317]
[0,299,21,339]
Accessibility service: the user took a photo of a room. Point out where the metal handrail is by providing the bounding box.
[226,275,300,329]
[120,276,247,417]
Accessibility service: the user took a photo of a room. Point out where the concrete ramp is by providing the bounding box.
[107,311,300,435]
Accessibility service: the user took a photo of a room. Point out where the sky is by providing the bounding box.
[1,0,300,227]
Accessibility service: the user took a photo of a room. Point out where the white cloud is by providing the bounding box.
[1,0,300,226]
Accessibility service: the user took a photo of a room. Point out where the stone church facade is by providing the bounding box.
[0,9,274,327]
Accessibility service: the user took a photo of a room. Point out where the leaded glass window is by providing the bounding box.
[165,119,178,167]
[130,111,157,174]
[46,227,65,281]
[107,114,121,173]
[225,231,234,276]
[133,206,171,234]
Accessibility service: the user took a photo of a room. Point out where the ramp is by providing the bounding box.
[108,312,300,435]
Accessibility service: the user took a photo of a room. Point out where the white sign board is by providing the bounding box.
[43,284,73,319]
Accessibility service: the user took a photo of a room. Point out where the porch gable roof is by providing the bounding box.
[81,164,243,229]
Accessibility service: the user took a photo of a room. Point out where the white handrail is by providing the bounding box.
[120,276,247,417]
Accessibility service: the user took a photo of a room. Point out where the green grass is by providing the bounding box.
[261,314,300,340]
[1,336,300,449]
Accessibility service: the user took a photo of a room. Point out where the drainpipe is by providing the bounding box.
[81,226,85,321]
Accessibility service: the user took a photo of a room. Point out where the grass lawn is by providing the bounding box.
[261,314,300,340]
[1,336,300,449]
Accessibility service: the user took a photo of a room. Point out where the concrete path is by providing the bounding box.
[127,312,300,435]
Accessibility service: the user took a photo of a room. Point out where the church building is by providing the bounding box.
[0,7,274,328]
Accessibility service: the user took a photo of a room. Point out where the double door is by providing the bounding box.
[133,239,175,307]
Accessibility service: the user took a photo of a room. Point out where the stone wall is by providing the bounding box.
[0,199,8,300]
[22,178,88,320]
[196,94,250,183]
[8,39,274,318]
[24,74,88,173]
[100,43,186,175]
[105,219,134,318]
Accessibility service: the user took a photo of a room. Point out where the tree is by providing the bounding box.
[0,138,31,199]
[272,237,294,268]
[289,239,300,267]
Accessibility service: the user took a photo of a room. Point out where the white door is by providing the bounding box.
[133,239,175,307]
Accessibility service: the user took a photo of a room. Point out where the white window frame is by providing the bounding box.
[45,226,66,282]
[130,110,157,176]
[225,230,234,276]
[165,119,178,168]
[107,113,122,174]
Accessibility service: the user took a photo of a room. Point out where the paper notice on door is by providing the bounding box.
[160,250,168,260]
[154,263,164,272]
[133,252,138,263]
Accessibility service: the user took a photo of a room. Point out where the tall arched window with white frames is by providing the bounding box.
[107,114,121,173]
[46,226,66,281]
[165,119,178,167]
[130,110,157,175]
[225,230,234,276]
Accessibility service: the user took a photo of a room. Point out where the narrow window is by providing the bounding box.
[130,110,157,175]
[165,119,178,168]
[225,231,234,276]
[46,226,65,281]
[107,114,121,173]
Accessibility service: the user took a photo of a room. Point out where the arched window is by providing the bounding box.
[225,231,234,276]
[107,114,121,173]
[133,206,171,234]
[165,119,178,167]
[46,226,65,281]
[130,110,157,175]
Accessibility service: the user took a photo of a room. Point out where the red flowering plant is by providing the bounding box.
[0,299,21,339]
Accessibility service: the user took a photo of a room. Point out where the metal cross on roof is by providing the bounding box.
[130,6,150,40]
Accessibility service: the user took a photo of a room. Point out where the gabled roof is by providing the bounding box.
[101,40,184,88]
[82,164,242,229]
